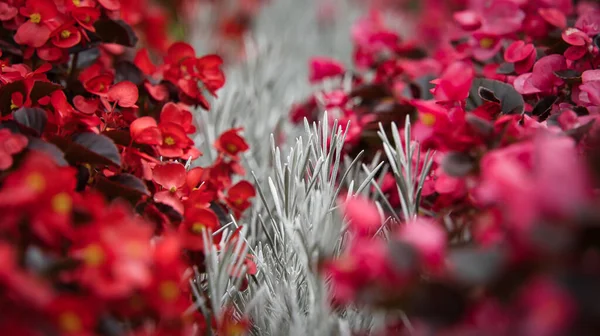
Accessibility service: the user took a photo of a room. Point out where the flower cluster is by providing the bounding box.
[294,1,600,335]
[0,0,257,335]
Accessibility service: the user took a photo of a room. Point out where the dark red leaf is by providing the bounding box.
[14,107,47,136]
[93,19,138,47]
[95,173,150,204]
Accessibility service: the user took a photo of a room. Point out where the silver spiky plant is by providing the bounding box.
[186,0,433,334]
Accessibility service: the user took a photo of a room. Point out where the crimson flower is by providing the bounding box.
[106,81,139,108]
[51,22,82,49]
[160,103,195,134]
[130,116,162,145]
[157,122,194,158]
[0,152,77,208]
[70,6,100,32]
[224,180,255,217]
[152,162,187,214]
[196,54,225,95]
[47,295,99,336]
[179,207,220,250]
[14,0,58,48]
[0,128,28,170]
[309,56,345,84]
[214,128,249,159]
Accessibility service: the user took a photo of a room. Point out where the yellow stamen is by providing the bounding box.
[421,113,436,126]
[51,192,72,215]
[159,281,179,301]
[164,136,175,146]
[82,244,105,267]
[60,30,71,39]
[30,13,41,24]
[191,222,205,234]
[26,173,46,192]
[479,37,495,49]
[59,312,82,333]
[226,143,237,153]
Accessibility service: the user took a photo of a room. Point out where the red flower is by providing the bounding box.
[47,295,99,336]
[196,54,226,95]
[0,152,77,208]
[51,22,82,49]
[0,3,18,21]
[70,201,154,298]
[217,308,252,336]
[214,128,249,159]
[134,48,157,75]
[157,122,193,158]
[309,56,345,84]
[144,236,189,319]
[160,103,195,134]
[71,6,100,32]
[225,180,255,217]
[152,162,187,213]
[130,116,162,145]
[83,74,114,96]
[106,81,139,108]
[0,242,53,308]
[153,162,187,193]
[165,42,196,65]
[14,0,58,48]
[179,207,220,250]
[98,0,121,11]
[0,128,28,170]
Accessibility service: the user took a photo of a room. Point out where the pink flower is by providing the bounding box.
[529,55,568,92]
[476,0,525,35]
[538,8,567,29]
[309,56,346,84]
[504,41,536,74]
[471,32,503,61]
[431,61,474,102]
[517,277,576,336]
[396,217,446,273]
[575,10,600,36]
[342,196,381,236]
[578,70,600,106]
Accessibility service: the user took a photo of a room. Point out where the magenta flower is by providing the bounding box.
[308,56,345,84]
[431,61,474,102]
[529,55,568,92]
[578,69,600,106]
[396,217,446,273]
[504,41,536,74]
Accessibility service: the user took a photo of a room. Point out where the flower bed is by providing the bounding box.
[0,0,257,334]
[291,1,600,335]
[1,0,600,335]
